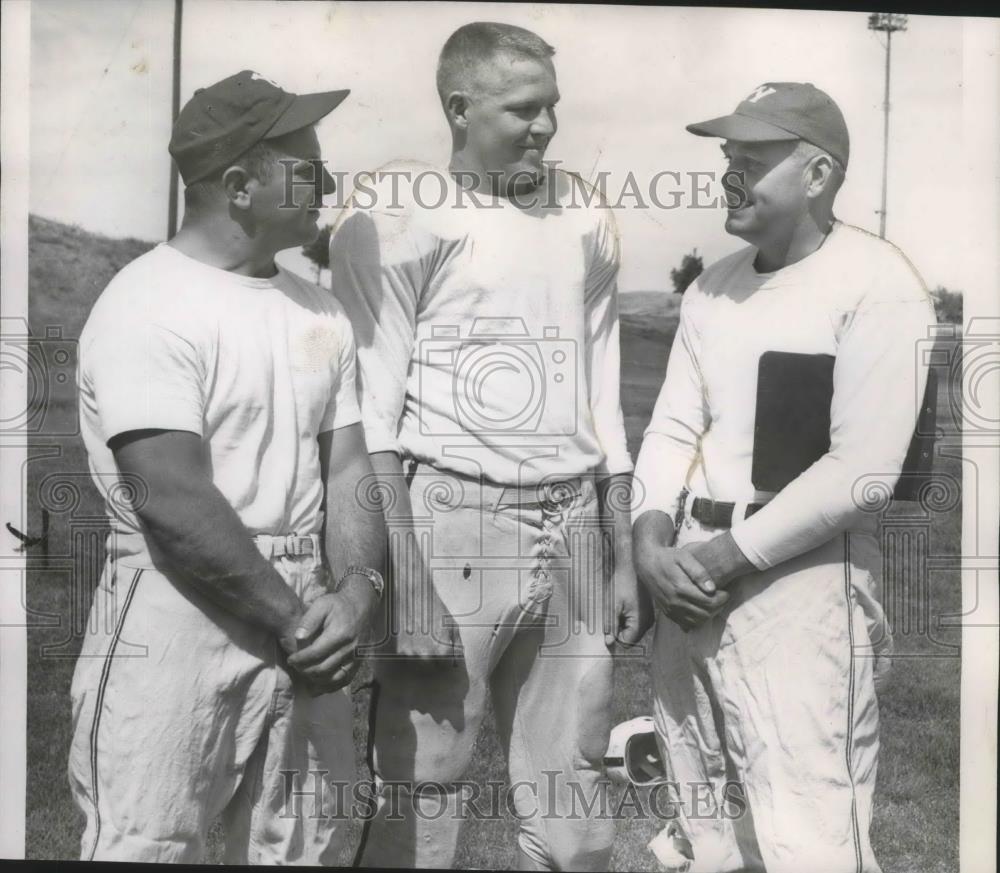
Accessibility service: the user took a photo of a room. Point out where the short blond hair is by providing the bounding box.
[436,22,555,106]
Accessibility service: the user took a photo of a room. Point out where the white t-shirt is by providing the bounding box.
[328,161,633,486]
[78,243,361,567]
[633,221,936,570]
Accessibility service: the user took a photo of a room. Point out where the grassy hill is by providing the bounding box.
[29,215,156,327]
[23,217,959,871]
[619,289,681,318]
[618,291,681,460]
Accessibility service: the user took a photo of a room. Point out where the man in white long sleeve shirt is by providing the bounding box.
[330,21,649,871]
[632,83,935,873]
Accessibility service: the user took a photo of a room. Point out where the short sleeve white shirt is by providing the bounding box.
[78,243,361,567]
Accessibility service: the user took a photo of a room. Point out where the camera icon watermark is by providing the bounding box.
[0,318,79,436]
[418,317,577,436]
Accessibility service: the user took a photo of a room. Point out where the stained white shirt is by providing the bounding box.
[633,221,936,570]
[328,161,632,486]
[79,243,361,567]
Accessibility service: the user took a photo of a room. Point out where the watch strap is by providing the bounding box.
[337,565,385,601]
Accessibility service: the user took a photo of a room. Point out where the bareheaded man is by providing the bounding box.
[330,21,649,872]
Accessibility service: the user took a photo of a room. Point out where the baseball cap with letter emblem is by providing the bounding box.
[686,81,850,169]
[168,70,349,185]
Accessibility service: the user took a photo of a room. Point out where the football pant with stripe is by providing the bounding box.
[68,555,354,864]
[651,512,886,873]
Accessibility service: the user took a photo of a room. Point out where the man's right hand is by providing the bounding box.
[368,451,464,666]
[633,510,730,632]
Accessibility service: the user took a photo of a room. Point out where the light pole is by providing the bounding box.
[868,12,908,240]
[167,0,183,239]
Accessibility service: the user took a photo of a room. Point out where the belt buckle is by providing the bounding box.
[286,534,311,557]
[691,496,725,528]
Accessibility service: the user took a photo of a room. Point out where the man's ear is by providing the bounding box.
[804,153,835,200]
[445,91,472,130]
[221,165,253,210]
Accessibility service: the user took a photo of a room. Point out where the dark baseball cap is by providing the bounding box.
[686,82,849,169]
[169,70,349,185]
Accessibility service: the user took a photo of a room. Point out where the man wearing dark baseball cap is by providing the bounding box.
[634,82,935,872]
[168,69,347,189]
[70,71,388,864]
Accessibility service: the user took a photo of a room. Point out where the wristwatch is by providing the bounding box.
[336,565,385,601]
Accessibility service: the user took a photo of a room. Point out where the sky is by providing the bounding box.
[27,1,991,296]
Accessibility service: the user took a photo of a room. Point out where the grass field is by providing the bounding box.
[23,216,961,870]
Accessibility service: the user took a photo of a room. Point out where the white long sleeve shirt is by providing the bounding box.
[329,161,633,485]
[633,221,936,570]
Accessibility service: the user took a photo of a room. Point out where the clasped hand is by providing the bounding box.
[279,582,380,696]
[635,542,731,632]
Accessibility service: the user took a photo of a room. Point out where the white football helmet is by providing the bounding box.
[603,716,665,785]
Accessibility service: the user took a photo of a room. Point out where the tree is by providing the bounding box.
[929,286,962,324]
[302,224,332,284]
[670,249,703,295]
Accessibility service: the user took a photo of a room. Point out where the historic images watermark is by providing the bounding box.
[277,770,749,825]
[278,160,750,212]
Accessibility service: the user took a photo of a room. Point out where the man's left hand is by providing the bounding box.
[285,578,381,695]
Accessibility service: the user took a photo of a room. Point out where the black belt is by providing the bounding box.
[690,497,765,529]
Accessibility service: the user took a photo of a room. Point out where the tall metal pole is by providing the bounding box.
[879,29,892,239]
[167,0,183,239]
[868,13,907,240]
